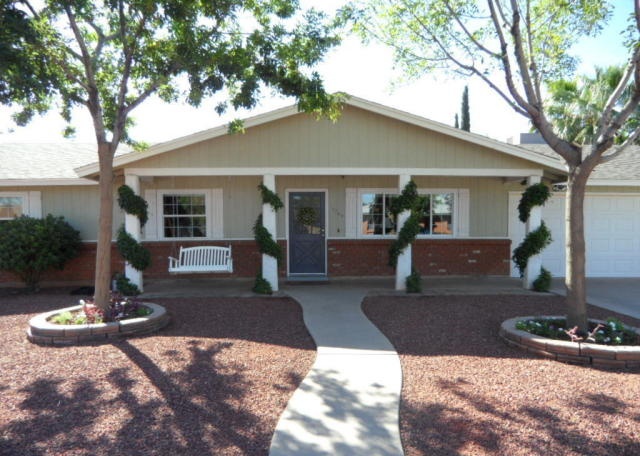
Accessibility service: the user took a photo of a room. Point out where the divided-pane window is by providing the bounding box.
[0,196,23,220]
[418,193,454,235]
[361,192,398,235]
[162,194,207,238]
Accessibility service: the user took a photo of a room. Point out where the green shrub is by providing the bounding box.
[114,273,141,296]
[406,268,422,293]
[532,267,552,292]
[0,215,81,290]
[252,274,273,295]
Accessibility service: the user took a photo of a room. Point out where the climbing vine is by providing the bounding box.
[116,185,151,290]
[258,183,284,211]
[513,182,553,281]
[517,182,550,223]
[116,226,151,271]
[118,184,148,226]
[388,180,422,292]
[512,222,552,277]
[253,183,283,294]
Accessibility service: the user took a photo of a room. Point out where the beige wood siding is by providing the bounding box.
[1,185,123,241]
[128,106,544,171]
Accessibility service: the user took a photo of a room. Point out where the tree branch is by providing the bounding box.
[595,48,639,143]
[508,0,540,108]
[443,0,500,58]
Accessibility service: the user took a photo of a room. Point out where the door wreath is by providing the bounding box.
[296,206,317,226]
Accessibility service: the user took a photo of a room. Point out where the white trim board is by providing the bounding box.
[123,167,545,178]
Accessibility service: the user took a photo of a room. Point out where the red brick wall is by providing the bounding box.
[328,239,511,276]
[0,238,511,287]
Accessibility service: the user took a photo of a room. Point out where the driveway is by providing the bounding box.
[551,277,640,319]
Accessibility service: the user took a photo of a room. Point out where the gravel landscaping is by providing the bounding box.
[0,289,315,456]
[363,294,640,456]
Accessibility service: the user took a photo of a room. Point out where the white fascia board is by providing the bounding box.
[125,167,544,177]
[0,178,98,187]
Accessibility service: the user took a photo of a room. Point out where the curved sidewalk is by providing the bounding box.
[269,284,404,456]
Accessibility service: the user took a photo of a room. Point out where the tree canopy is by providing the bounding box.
[1,0,343,308]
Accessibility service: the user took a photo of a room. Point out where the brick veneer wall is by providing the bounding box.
[327,239,511,276]
[0,238,511,286]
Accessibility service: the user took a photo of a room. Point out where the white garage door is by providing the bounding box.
[508,193,640,277]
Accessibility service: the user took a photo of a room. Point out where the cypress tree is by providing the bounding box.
[461,85,470,131]
[454,113,459,128]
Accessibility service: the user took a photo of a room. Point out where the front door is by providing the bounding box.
[288,191,326,275]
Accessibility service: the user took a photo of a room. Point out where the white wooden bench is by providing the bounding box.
[168,246,233,273]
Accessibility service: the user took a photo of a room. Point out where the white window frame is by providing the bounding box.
[356,188,459,239]
[155,189,215,241]
[0,192,34,220]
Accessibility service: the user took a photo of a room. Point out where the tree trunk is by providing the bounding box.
[564,168,589,330]
[94,142,115,310]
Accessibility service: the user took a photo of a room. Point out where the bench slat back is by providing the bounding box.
[180,246,229,266]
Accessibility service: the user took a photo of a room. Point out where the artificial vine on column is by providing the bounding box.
[116,184,151,294]
[512,182,552,285]
[253,183,283,294]
[388,180,422,292]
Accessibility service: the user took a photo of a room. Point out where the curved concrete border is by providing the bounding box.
[500,316,640,369]
[27,302,169,345]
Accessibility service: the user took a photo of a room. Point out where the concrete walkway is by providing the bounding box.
[551,278,640,320]
[269,284,404,456]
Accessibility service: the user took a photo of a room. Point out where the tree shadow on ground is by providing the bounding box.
[1,339,271,456]
[402,382,640,456]
[1,294,315,456]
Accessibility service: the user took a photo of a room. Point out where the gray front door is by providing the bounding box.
[288,191,326,274]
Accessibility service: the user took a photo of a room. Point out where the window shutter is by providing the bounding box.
[457,189,470,237]
[143,190,157,240]
[27,191,42,218]
[345,188,357,238]
[211,188,224,238]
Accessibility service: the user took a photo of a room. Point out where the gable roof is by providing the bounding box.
[75,96,568,178]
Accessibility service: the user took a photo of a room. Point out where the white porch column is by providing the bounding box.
[124,173,143,292]
[395,174,412,291]
[523,175,542,289]
[262,174,279,292]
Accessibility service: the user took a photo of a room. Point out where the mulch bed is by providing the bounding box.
[363,294,640,456]
[0,290,315,456]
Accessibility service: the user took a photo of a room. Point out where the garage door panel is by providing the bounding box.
[509,192,640,278]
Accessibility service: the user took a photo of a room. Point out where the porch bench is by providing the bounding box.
[168,246,233,273]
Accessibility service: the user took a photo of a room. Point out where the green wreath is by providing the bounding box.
[296,206,317,226]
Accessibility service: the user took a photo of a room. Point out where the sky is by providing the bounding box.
[0,1,635,145]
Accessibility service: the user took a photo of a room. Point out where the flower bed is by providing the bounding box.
[500,316,640,369]
[27,302,169,345]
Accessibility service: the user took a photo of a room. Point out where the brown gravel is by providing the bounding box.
[0,289,315,456]
[363,294,640,456]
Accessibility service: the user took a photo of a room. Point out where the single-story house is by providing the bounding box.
[1,96,638,291]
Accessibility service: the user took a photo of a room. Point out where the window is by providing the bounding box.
[417,192,454,235]
[361,192,398,235]
[0,196,24,220]
[162,193,208,238]
[357,189,456,237]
